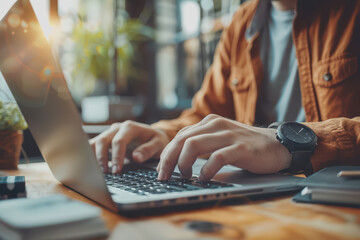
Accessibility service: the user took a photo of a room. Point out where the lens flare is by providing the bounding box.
[7,13,20,28]
[21,20,28,28]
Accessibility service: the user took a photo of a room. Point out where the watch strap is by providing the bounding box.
[270,122,316,175]
[280,150,314,175]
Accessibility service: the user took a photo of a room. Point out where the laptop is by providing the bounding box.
[0,0,301,213]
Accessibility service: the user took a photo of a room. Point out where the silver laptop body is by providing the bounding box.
[0,0,301,212]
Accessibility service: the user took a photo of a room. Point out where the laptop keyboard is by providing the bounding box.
[105,167,233,196]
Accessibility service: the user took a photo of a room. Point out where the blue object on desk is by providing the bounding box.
[0,176,26,200]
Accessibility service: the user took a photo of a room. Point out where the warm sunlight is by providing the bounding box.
[0,0,54,40]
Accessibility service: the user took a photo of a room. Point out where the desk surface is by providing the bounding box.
[1,163,360,240]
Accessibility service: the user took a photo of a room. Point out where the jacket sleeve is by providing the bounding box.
[151,13,241,140]
[304,117,360,173]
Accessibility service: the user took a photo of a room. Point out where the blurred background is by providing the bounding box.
[0,0,246,160]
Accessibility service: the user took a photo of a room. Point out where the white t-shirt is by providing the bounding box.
[256,5,305,125]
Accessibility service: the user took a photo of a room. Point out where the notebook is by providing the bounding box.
[0,195,108,240]
[293,166,360,207]
[0,0,302,213]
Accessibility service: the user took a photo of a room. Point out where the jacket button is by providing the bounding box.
[323,73,332,81]
[231,78,239,86]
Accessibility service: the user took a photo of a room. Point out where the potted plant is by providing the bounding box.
[0,92,27,169]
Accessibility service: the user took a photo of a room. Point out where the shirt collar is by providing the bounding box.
[245,0,271,41]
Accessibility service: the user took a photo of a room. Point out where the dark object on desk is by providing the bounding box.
[293,166,360,207]
[0,176,26,200]
[186,220,223,233]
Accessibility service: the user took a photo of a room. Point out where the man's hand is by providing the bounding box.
[89,121,170,174]
[157,114,291,181]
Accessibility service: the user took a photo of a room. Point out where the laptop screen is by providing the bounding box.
[0,0,117,211]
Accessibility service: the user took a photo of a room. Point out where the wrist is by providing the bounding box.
[266,128,292,172]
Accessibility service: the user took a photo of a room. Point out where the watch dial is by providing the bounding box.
[282,123,314,144]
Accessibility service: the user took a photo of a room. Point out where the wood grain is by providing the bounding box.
[2,163,360,240]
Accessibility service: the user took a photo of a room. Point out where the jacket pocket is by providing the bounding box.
[312,56,360,119]
[313,56,358,87]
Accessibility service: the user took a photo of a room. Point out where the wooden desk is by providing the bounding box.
[1,163,360,240]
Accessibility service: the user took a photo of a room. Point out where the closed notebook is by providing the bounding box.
[0,194,108,240]
[293,166,360,207]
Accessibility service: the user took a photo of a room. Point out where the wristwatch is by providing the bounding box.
[268,122,317,175]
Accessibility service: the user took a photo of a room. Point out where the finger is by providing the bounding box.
[157,121,224,180]
[157,125,193,172]
[95,138,110,173]
[111,122,148,173]
[198,145,239,182]
[177,132,230,179]
[89,138,96,155]
[93,129,119,173]
[159,125,192,163]
[132,137,163,163]
[158,116,219,162]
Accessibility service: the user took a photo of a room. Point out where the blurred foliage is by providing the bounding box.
[116,18,154,82]
[0,100,27,131]
[70,13,154,94]
[71,19,112,82]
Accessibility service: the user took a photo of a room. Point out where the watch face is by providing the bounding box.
[281,123,315,144]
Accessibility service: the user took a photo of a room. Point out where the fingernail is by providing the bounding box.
[133,151,144,162]
[158,170,167,180]
[112,165,118,174]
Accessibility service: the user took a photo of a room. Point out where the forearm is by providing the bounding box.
[304,117,360,172]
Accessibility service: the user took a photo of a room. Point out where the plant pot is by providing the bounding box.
[0,130,23,169]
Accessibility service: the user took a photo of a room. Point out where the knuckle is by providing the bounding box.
[207,113,219,119]
[205,113,220,120]
[109,122,121,130]
[202,114,218,123]
[122,120,135,129]
[111,136,125,146]
[236,142,248,152]
[184,137,198,149]
[96,138,108,146]
[139,147,150,158]
[211,117,226,126]
[212,152,226,164]
[201,165,210,176]
[173,135,185,146]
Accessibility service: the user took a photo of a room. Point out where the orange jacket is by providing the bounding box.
[152,0,360,172]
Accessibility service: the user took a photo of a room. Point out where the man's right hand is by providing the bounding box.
[89,121,170,174]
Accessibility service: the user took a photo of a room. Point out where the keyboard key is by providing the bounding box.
[105,167,232,196]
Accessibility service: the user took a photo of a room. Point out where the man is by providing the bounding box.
[90,0,360,181]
